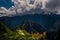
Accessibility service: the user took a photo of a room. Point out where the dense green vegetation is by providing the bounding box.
[0,22,39,40]
[0,22,60,40]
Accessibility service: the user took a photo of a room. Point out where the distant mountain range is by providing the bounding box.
[0,14,60,29]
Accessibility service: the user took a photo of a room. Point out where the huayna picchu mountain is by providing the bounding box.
[13,19,46,33]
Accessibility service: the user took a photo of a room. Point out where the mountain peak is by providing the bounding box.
[14,19,46,34]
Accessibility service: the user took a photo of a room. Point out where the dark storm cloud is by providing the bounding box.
[46,0,60,10]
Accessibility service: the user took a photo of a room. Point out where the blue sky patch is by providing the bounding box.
[0,0,14,9]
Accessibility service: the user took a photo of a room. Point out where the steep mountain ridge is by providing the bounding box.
[13,19,46,33]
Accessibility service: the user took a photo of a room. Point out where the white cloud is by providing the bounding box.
[0,6,16,17]
[0,7,7,13]
[0,0,42,17]
[8,6,16,15]
[0,0,60,17]
[12,0,42,13]
[0,7,9,17]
